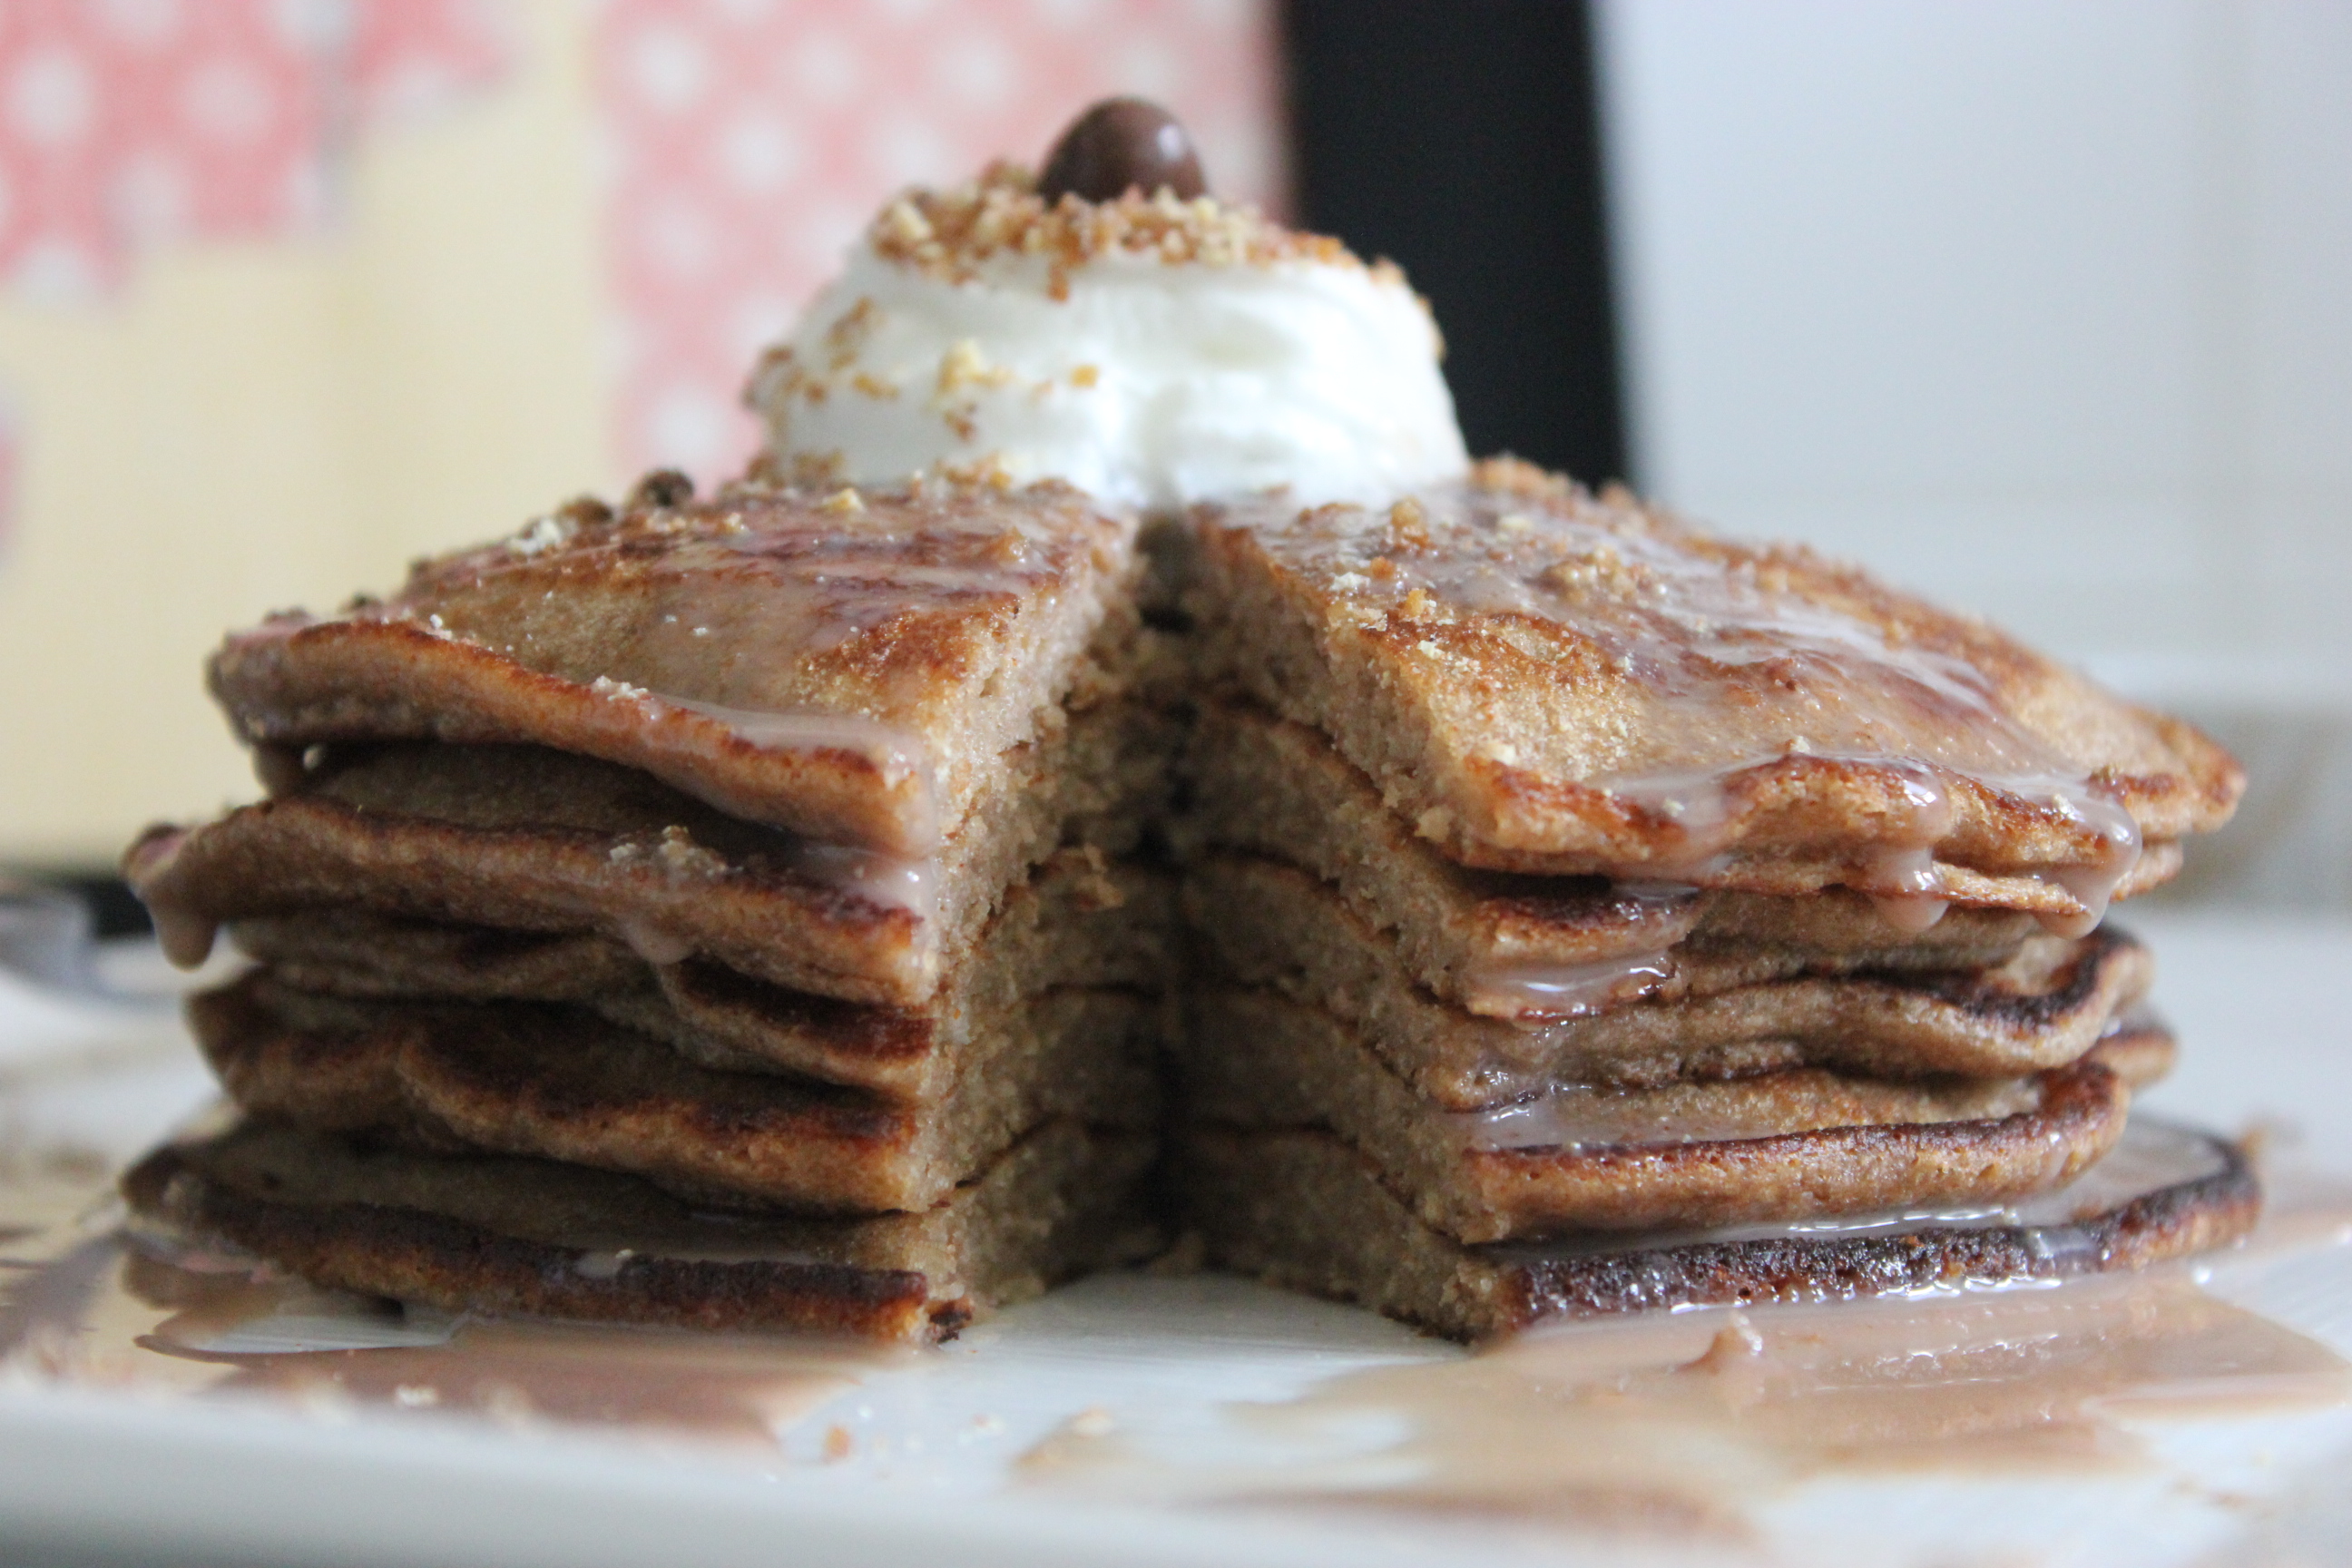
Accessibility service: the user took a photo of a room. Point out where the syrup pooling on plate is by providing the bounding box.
[1199,1274,2349,1525]
[5,1213,880,1446]
[126,1255,879,1445]
[1022,1126,2351,1532]
[3,1148,900,1436]
[6,1125,2346,1527]
[1233,481,2148,930]
[1024,1279,2348,1524]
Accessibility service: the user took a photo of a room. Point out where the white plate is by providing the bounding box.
[3,911,2349,1568]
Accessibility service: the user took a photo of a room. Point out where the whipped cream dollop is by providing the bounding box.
[749,172,1469,510]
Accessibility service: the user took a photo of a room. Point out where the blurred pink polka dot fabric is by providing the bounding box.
[593,0,1286,482]
[0,0,511,300]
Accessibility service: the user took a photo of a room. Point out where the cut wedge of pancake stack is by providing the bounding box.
[1162,458,2250,1339]
[123,472,1179,1343]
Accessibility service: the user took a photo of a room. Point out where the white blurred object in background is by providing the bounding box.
[1597,0,2352,906]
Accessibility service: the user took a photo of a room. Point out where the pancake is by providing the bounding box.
[1180,459,2240,925]
[1181,990,2131,1241]
[129,700,1179,1007]
[1185,702,2057,1014]
[228,855,1176,1101]
[1174,1118,2259,1340]
[1186,856,2152,1098]
[124,1116,1157,1344]
[205,475,1147,858]
[191,973,1161,1213]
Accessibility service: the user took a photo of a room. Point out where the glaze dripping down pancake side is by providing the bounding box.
[1184,458,2241,932]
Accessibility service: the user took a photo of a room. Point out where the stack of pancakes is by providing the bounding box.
[122,459,2249,1344]
[1165,460,2245,1339]
[123,472,1178,1342]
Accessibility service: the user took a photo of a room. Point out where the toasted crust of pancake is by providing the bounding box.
[124,1117,1158,1343]
[128,702,1178,1005]
[192,973,1161,1212]
[1181,989,2128,1241]
[208,479,1143,855]
[229,859,1174,1101]
[1175,1120,2259,1340]
[1186,703,2059,1006]
[1186,857,2152,1099]
[1181,460,2240,912]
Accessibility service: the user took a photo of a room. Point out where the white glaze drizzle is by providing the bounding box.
[1864,845,1953,934]
[1452,1074,2042,1154]
[614,918,694,968]
[652,693,931,785]
[642,690,944,855]
[151,904,219,970]
[602,820,939,963]
[576,683,946,918]
[126,833,220,970]
[783,839,940,921]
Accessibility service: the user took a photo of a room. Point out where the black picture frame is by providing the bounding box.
[1281,0,1630,487]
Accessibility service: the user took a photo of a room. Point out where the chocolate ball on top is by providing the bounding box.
[1037,96,1207,204]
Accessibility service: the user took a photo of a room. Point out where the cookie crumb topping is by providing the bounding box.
[867,162,1391,283]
